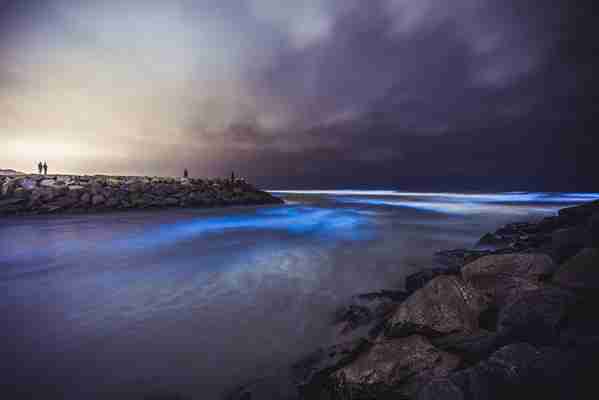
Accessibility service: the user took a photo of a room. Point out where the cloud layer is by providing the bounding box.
[0,0,595,189]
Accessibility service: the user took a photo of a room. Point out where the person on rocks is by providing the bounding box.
[184,168,189,178]
[37,161,43,174]
[43,161,48,175]
[231,171,235,182]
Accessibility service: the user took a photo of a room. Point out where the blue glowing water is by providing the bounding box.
[0,191,595,399]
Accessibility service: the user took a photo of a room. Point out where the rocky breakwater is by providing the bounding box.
[0,174,282,216]
[286,200,599,400]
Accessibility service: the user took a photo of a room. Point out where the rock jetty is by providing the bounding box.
[0,174,282,216]
[230,200,599,400]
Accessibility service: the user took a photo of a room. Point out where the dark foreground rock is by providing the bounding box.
[461,253,556,307]
[387,276,488,337]
[293,199,599,400]
[329,335,460,399]
[0,174,282,216]
[552,247,599,291]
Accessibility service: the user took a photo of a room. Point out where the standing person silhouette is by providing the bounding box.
[184,168,189,178]
[37,161,43,174]
[43,161,48,175]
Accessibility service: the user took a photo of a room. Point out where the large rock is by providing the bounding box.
[417,378,465,400]
[333,290,407,337]
[19,178,37,190]
[1,178,17,197]
[552,248,599,291]
[558,200,599,222]
[551,226,590,264]
[431,330,499,364]
[387,276,488,337]
[446,343,540,400]
[294,339,370,398]
[405,268,450,293]
[331,335,461,398]
[91,194,106,206]
[497,287,575,345]
[462,253,556,306]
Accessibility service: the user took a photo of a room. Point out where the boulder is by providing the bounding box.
[497,287,575,345]
[1,178,17,197]
[294,339,370,397]
[434,249,492,271]
[405,268,450,293]
[477,233,509,247]
[428,343,541,400]
[39,179,57,188]
[552,248,599,291]
[47,196,79,209]
[431,330,499,364]
[462,253,556,306]
[20,179,37,190]
[334,291,406,337]
[558,200,599,222]
[387,276,488,337]
[80,193,91,204]
[331,335,461,398]
[417,378,465,400]
[91,194,105,206]
[552,226,590,264]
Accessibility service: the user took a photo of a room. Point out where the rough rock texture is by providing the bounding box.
[552,247,599,291]
[333,291,408,337]
[331,335,461,399]
[0,174,282,216]
[551,226,590,263]
[558,200,599,222]
[497,287,575,345]
[294,339,371,398]
[461,253,556,306]
[421,343,541,400]
[296,200,599,400]
[416,379,465,400]
[431,330,499,364]
[387,276,488,337]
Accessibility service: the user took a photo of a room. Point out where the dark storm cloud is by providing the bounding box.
[0,0,595,189]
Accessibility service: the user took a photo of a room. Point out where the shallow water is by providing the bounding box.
[1,191,597,399]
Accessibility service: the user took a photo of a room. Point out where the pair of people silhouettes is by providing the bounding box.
[37,161,48,175]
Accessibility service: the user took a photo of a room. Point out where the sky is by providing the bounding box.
[0,0,597,190]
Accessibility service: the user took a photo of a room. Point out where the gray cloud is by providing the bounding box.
[0,0,595,189]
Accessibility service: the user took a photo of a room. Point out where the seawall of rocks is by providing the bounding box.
[230,199,599,400]
[0,174,282,216]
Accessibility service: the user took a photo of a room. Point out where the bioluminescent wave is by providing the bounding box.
[270,190,599,204]
[270,190,599,215]
[117,206,370,251]
[334,198,556,215]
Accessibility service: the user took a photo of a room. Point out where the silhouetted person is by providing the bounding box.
[231,171,235,182]
[184,168,189,178]
[43,161,48,175]
[37,162,43,174]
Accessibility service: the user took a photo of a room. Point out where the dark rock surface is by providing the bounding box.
[387,276,488,337]
[461,253,556,307]
[552,247,599,291]
[294,200,599,400]
[330,335,460,399]
[0,174,282,216]
[496,287,575,345]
